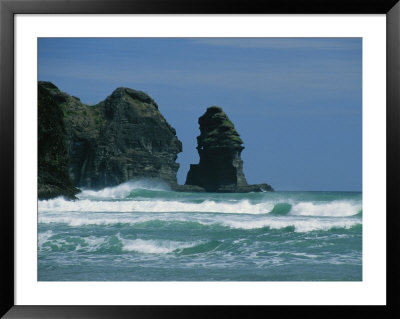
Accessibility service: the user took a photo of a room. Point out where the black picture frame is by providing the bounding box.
[1,0,399,318]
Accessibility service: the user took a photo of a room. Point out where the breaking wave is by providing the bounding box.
[120,238,201,254]
[38,212,361,233]
[39,232,207,254]
[38,183,362,281]
[39,197,361,217]
[78,179,171,200]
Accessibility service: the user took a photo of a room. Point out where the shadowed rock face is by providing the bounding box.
[38,82,182,193]
[87,87,182,189]
[38,84,80,200]
[184,106,273,192]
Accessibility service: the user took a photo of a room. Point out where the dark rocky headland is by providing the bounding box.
[38,82,273,199]
[38,83,80,200]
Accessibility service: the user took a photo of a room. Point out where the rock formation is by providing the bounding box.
[38,83,80,199]
[38,82,182,196]
[39,82,103,190]
[38,83,272,198]
[86,87,182,189]
[184,106,273,192]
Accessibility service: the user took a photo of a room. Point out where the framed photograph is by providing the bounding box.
[1,0,399,318]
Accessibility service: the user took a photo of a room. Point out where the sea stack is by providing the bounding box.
[184,106,273,192]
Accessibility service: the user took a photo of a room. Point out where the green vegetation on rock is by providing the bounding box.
[197,106,243,149]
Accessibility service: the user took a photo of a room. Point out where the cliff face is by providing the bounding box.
[38,82,182,193]
[86,87,182,189]
[39,82,102,189]
[184,106,273,192]
[38,83,80,199]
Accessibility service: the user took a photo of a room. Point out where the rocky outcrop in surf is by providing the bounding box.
[183,106,273,192]
[38,82,182,198]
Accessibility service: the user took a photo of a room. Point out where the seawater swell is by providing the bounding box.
[38,223,361,255]
[38,180,362,281]
[38,197,361,216]
[38,212,361,232]
[39,231,204,254]
[38,183,362,233]
[39,180,362,216]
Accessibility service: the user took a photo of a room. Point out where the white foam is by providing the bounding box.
[39,193,362,217]
[290,201,361,217]
[38,210,361,233]
[38,230,54,248]
[222,217,360,232]
[39,234,114,252]
[78,179,170,199]
[38,212,154,227]
[38,229,201,254]
[38,198,274,214]
[38,237,74,252]
[120,238,200,254]
[82,236,108,252]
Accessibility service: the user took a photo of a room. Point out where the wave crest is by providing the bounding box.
[39,232,204,254]
[38,198,275,214]
[39,212,362,233]
[120,238,201,254]
[39,196,361,217]
[290,201,361,217]
[78,179,171,199]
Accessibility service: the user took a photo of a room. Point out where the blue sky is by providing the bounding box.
[38,38,362,191]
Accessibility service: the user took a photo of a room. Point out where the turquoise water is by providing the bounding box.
[38,180,362,281]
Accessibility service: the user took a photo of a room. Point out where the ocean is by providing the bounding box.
[38,180,362,281]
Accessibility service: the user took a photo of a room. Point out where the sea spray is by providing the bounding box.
[78,179,171,199]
